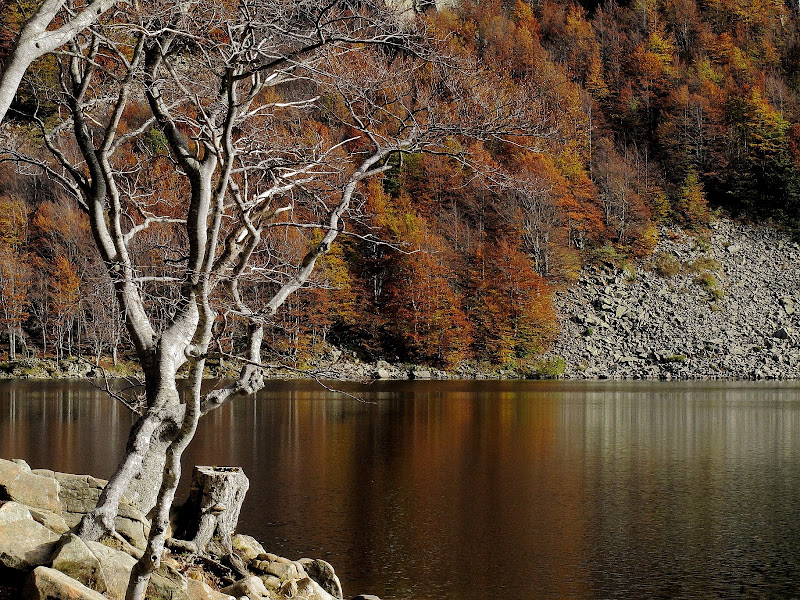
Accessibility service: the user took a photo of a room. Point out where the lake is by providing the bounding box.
[1,379,799,599]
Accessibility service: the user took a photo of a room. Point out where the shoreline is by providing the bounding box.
[0,353,799,382]
[2,219,797,384]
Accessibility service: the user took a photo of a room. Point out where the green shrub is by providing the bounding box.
[664,354,687,363]
[591,244,622,266]
[529,356,566,378]
[653,252,682,277]
[694,271,723,300]
[687,256,721,273]
[622,262,637,282]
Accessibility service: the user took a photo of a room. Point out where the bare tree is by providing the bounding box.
[0,0,120,124]
[2,1,555,597]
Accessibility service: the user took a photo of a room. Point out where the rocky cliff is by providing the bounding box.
[550,219,800,380]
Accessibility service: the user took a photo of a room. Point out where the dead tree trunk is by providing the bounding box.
[172,466,249,556]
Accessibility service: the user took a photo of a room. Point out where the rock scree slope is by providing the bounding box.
[550,219,800,380]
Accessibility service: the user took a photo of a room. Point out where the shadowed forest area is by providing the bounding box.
[1,0,799,370]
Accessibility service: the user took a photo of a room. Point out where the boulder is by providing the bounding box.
[0,459,61,514]
[84,541,188,600]
[51,472,147,549]
[0,500,32,522]
[260,574,281,591]
[85,541,135,600]
[254,558,305,581]
[0,516,59,570]
[150,563,190,600]
[232,533,266,562]
[221,575,270,599]
[292,576,337,600]
[23,566,107,600]
[373,368,392,379]
[51,534,106,594]
[28,507,69,534]
[187,578,237,600]
[297,558,343,599]
[51,473,107,526]
[113,510,150,551]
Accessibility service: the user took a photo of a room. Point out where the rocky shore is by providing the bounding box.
[549,219,800,380]
[0,457,375,600]
[1,219,796,383]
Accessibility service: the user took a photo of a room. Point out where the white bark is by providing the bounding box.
[0,0,118,125]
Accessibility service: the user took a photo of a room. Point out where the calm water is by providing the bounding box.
[1,380,800,599]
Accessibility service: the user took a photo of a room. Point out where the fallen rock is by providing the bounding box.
[51,534,106,594]
[221,575,270,599]
[113,509,150,551]
[260,574,282,592]
[0,516,59,570]
[85,541,135,600]
[187,578,237,600]
[291,576,338,600]
[374,368,392,379]
[0,459,61,514]
[28,507,69,534]
[84,541,188,600]
[233,533,266,562]
[255,558,305,581]
[150,562,189,600]
[0,500,32,523]
[51,473,107,526]
[297,558,343,599]
[23,566,107,600]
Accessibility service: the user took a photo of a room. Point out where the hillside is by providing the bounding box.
[2,0,800,371]
[552,219,800,379]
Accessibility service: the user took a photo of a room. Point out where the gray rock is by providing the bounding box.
[28,507,69,534]
[257,559,305,581]
[0,500,32,523]
[279,579,298,598]
[221,575,270,600]
[374,368,392,379]
[232,533,266,562]
[85,541,188,600]
[351,596,382,600]
[51,534,106,594]
[549,220,800,381]
[292,576,337,600]
[260,574,281,591]
[0,517,59,570]
[0,459,61,515]
[298,558,343,599]
[774,327,791,340]
[186,578,236,600]
[85,541,136,600]
[24,566,107,600]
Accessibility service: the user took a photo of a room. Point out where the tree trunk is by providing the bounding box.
[172,466,249,556]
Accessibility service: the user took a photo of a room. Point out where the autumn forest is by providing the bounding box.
[1,0,798,370]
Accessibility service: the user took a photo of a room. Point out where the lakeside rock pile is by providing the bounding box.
[0,458,364,600]
[550,219,800,380]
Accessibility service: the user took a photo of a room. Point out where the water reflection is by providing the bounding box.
[0,380,799,599]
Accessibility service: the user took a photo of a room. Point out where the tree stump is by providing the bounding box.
[172,466,249,556]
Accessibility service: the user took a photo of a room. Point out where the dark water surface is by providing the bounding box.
[1,379,800,599]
